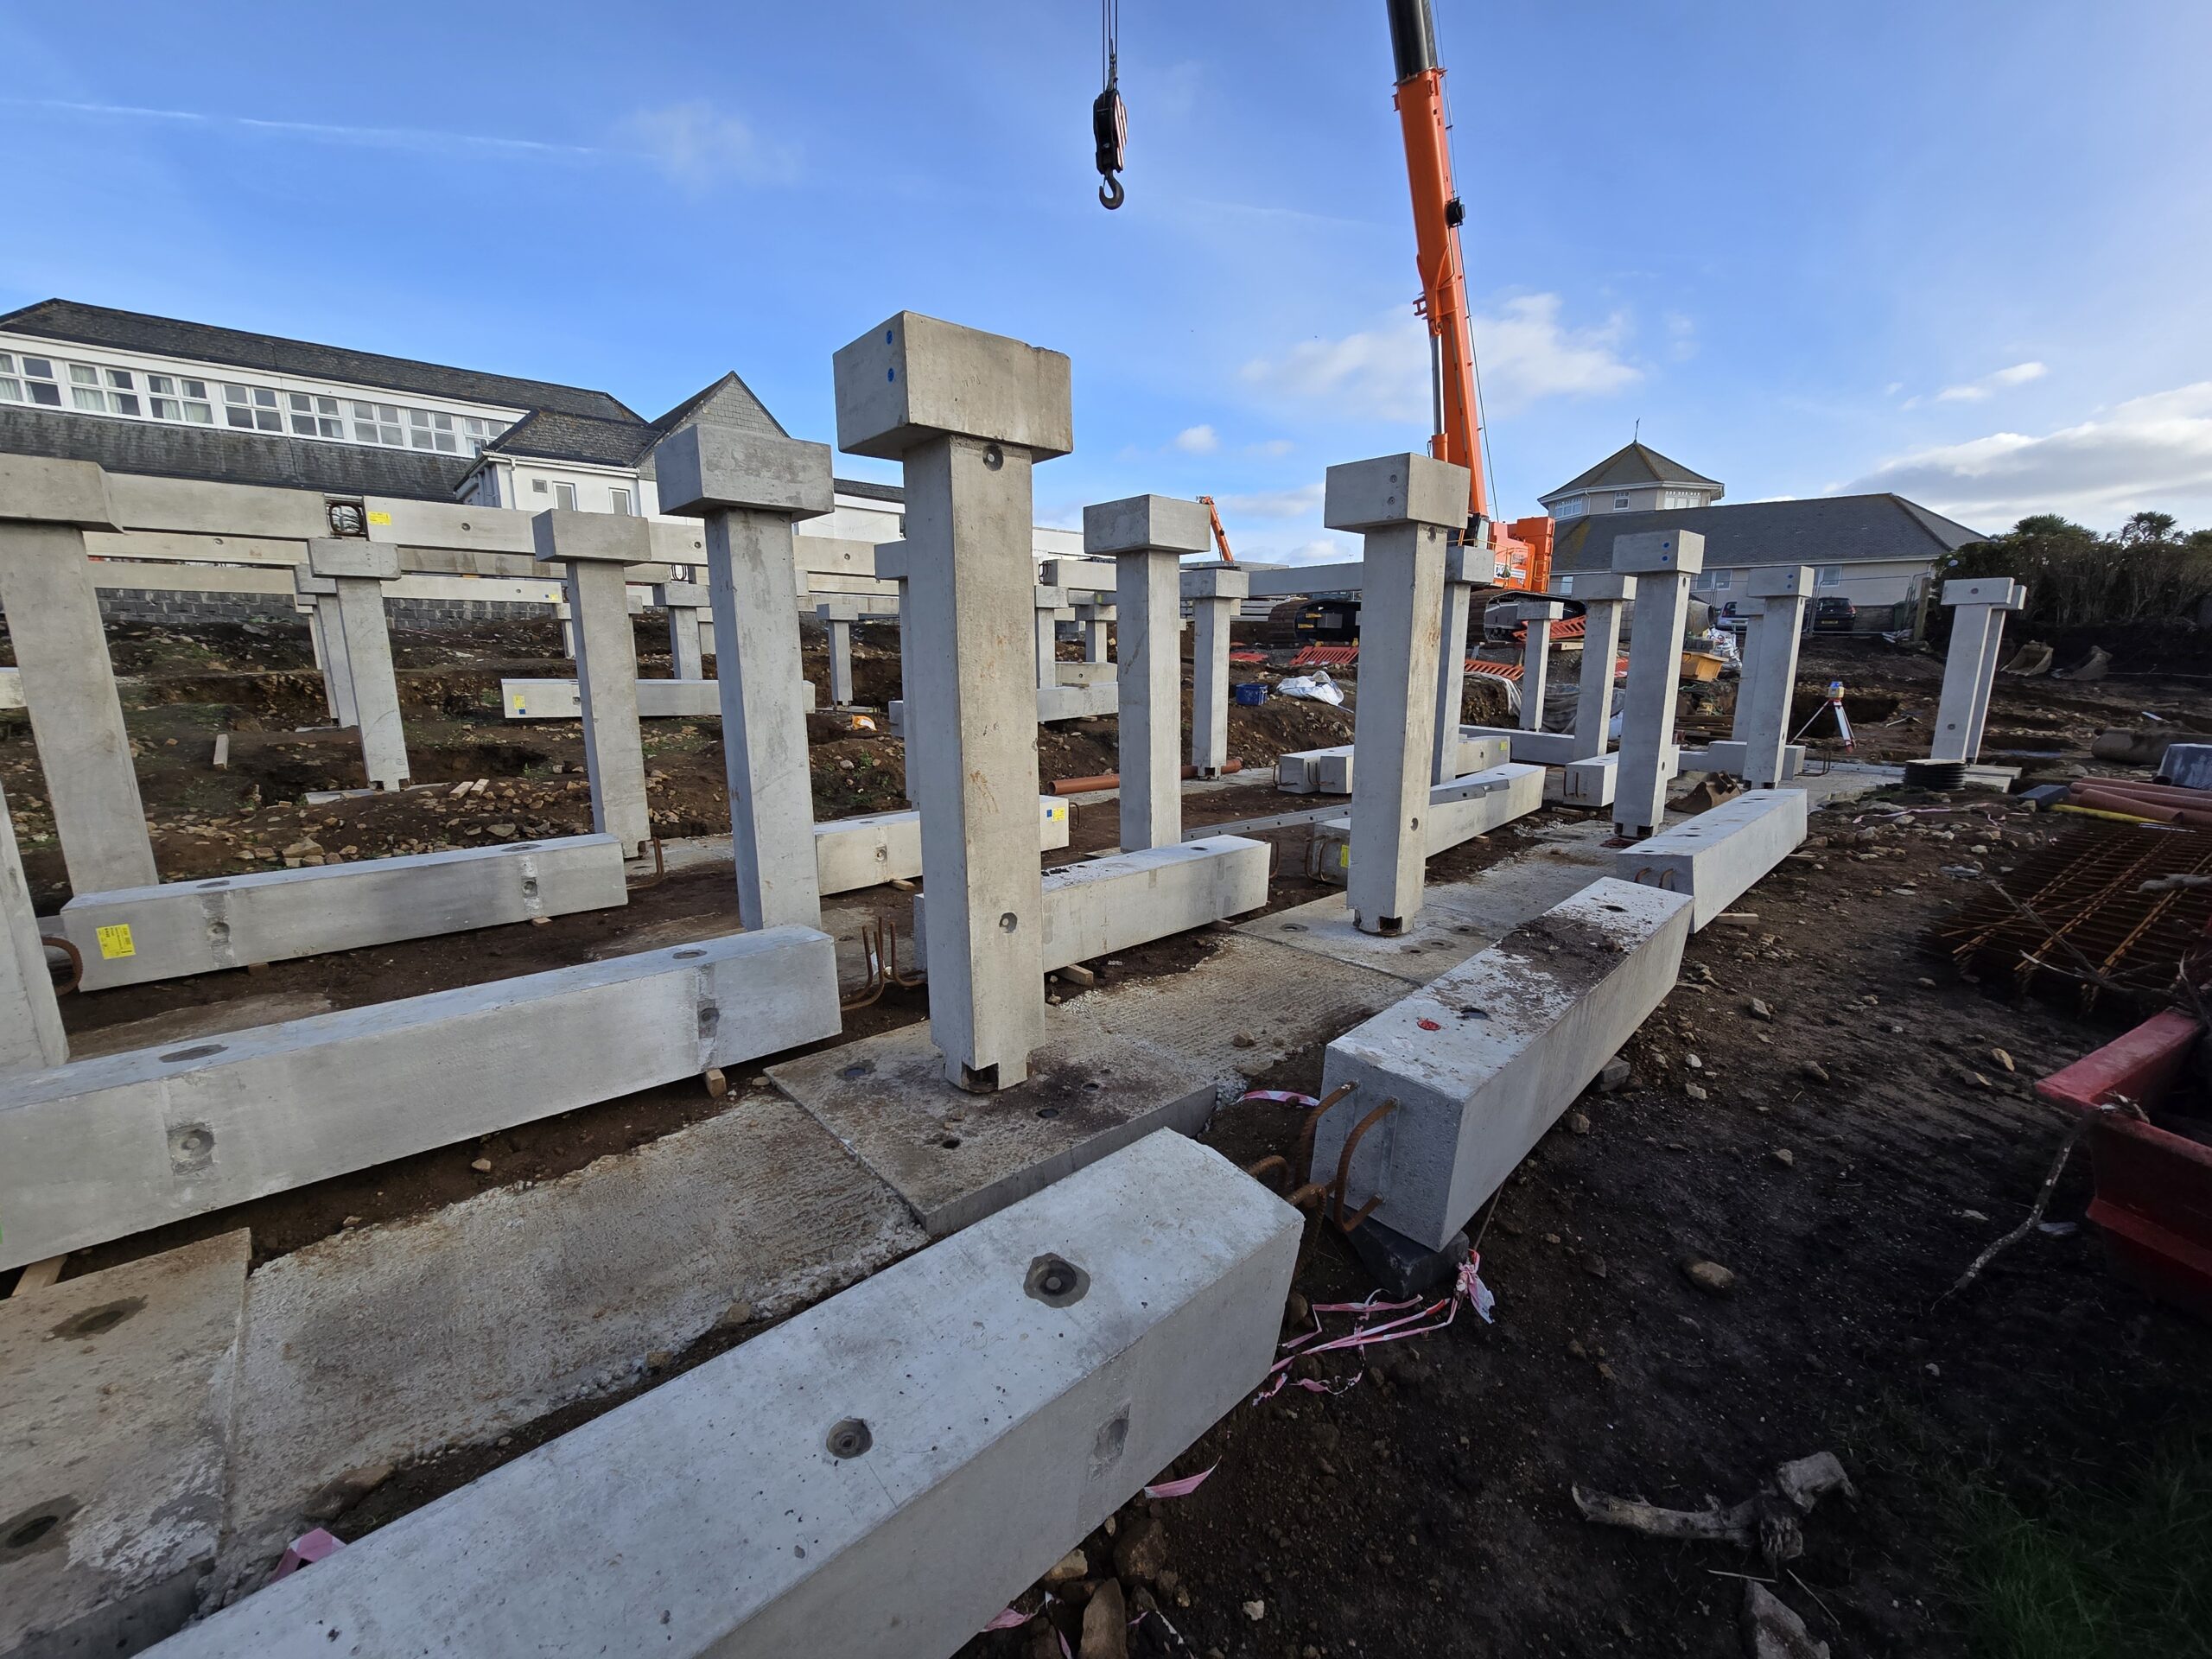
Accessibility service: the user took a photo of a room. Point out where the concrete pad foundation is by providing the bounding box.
[0,927,842,1269]
[1313,877,1694,1251]
[57,835,629,992]
[1611,787,1809,930]
[154,1134,1294,1659]
[0,1231,247,1659]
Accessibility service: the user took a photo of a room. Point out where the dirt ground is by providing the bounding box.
[10,612,2212,1656]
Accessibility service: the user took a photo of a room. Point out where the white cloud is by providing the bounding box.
[1847,382,2212,529]
[1246,438,1294,458]
[1237,294,1639,423]
[620,100,798,189]
[1218,484,1324,519]
[1173,423,1219,455]
[1935,361,2048,404]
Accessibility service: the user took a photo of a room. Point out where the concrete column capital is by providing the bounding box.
[531,510,653,567]
[653,423,834,523]
[1323,454,1471,532]
[833,312,1073,461]
[1083,493,1212,556]
[0,454,118,531]
[307,538,402,582]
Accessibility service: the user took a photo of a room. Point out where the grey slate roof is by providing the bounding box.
[1552,494,1989,574]
[1543,441,1722,500]
[0,299,639,422]
[480,410,664,470]
[0,406,471,500]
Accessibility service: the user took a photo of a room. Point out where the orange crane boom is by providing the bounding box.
[1197,494,1236,564]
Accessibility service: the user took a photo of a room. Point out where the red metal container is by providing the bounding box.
[2037,1008,2212,1321]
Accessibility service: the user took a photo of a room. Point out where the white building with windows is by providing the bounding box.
[1538,441,1724,519]
[0,299,925,542]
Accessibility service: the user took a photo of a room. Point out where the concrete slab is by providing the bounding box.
[1611,788,1809,930]
[0,928,842,1270]
[219,1094,922,1584]
[156,1134,1294,1659]
[501,677,817,720]
[1236,888,1496,985]
[1314,878,1694,1250]
[912,836,1268,975]
[59,836,629,992]
[815,798,1068,896]
[1,1232,248,1658]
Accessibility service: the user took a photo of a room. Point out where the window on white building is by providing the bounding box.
[1707,569,1732,591]
[610,487,632,516]
[224,385,282,432]
[353,403,404,446]
[289,391,345,439]
[1612,493,1630,510]
[147,374,213,423]
[1816,565,1843,587]
[0,353,16,404]
[1555,575,1573,594]
[1554,496,1584,518]
[554,481,578,510]
[17,356,60,405]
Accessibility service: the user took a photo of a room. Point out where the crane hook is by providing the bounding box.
[1098,174,1125,211]
[1092,0,1125,211]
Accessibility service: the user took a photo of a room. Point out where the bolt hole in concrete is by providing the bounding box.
[982,443,1005,471]
[160,1044,226,1063]
[841,1063,873,1080]
[1036,1107,1060,1119]
[939,1136,962,1150]
[998,911,1019,932]
[0,1497,77,1557]
[673,948,707,960]
[51,1299,144,1340]
[510,842,540,853]
[825,1418,873,1459]
[1026,1253,1091,1308]
[199,880,231,889]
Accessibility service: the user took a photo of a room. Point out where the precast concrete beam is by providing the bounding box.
[58,836,629,992]
[502,678,815,720]
[1090,494,1210,850]
[148,1131,1298,1659]
[1674,740,1804,779]
[839,315,1065,1090]
[1512,600,1567,734]
[0,779,67,1075]
[1456,725,1591,767]
[1306,732,1510,796]
[1612,787,1809,930]
[0,926,842,1270]
[1560,746,1682,808]
[1611,529,1705,838]
[1572,573,1636,755]
[1181,565,1249,779]
[1311,878,1692,1249]
[656,423,835,930]
[1306,762,1544,882]
[1325,454,1469,936]
[911,836,1268,974]
[535,512,653,856]
[815,798,1070,896]
[0,462,159,893]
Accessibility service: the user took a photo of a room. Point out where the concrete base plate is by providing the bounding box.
[1238,891,1494,985]
[1,1231,249,1657]
[771,1018,1217,1238]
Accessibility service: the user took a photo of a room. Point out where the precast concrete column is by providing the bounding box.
[657,423,834,930]
[1732,566,1814,786]
[291,568,356,727]
[0,458,156,893]
[1089,494,1212,852]
[835,310,1071,1091]
[1513,598,1567,733]
[815,600,858,708]
[656,580,709,680]
[0,778,67,1076]
[554,601,577,660]
[1077,601,1114,663]
[1611,529,1705,839]
[1431,549,1477,784]
[1033,586,1068,690]
[1185,566,1249,779]
[1928,577,2025,763]
[308,539,410,791]
[532,512,652,856]
[880,543,918,803]
[1327,454,1470,936]
[1572,573,1636,755]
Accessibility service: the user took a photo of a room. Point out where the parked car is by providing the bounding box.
[1811,596,1857,632]
[1717,601,1750,637]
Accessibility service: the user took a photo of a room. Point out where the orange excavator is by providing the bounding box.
[1384,0,1552,591]
[1094,1,1554,593]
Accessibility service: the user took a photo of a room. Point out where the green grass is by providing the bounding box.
[1948,1431,2212,1657]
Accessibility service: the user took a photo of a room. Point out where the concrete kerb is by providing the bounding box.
[0,926,842,1270]
[56,835,630,992]
[149,1133,1297,1659]
[1611,787,1809,930]
[1312,877,1694,1251]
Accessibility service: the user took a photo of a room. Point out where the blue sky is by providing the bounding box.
[3,1,2209,559]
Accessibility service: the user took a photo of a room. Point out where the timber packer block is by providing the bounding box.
[143,1132,1299,1659]
[1306,764,1545,882]
[910,836,1268,974]
[0,928,841,1269]
[57,836,628,992]
[1311,878,1694,1250]
[1611,787,1808,930]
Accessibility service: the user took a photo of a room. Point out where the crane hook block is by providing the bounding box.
[1092,84,1128,210]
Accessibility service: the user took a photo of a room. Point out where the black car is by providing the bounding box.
[1810,596,1857,632]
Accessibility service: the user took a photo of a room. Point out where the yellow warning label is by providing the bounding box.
[510,693,527,714]
[1336,845,1351,870]
[366,510,392,526]
[96,923,136,960]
